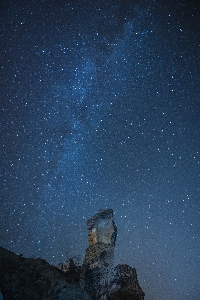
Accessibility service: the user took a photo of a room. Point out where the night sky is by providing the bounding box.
[1,0,200,299]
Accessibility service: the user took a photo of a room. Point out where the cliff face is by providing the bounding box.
[0,246,92,300]
[0,209,145,300]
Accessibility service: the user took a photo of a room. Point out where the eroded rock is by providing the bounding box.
[0,209,145,300]
[82,209,145,300]
[0,246,92,300]
[108,264,145,300]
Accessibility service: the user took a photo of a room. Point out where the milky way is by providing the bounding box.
[1,1,200,299]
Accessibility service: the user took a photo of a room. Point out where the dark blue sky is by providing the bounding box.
[1,0,200,299]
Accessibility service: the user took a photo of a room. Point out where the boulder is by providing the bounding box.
[108,264,145,300]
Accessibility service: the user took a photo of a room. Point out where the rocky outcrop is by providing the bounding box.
[0,209,145,300]
[108,264,145,300]
[0,246,92,300]
[57,258,81,283]
[82,209,117,299]
[82,209,145,300]
[86,209,117,247]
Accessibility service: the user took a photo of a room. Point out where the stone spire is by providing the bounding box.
[83,209,117,299]
[84,209,117,269]
[57,209,144,300]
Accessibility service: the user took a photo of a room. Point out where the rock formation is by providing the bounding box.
[108,264,145,300]
[81,209,145,300]
[0,246,92,300]
[82,209,117,299]
[0,209,145,299]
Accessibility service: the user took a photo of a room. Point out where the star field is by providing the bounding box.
[1,0,200,299]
